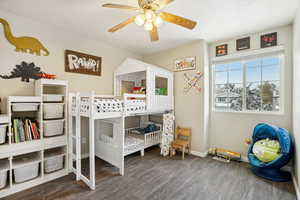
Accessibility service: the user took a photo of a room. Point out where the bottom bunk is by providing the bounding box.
[94,115,163,175]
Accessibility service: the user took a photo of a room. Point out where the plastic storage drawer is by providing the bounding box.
[12,103,39,112]
[14,162,39,183]
[43,103,64,119]
[43,95,64,102]
[44,154,64,173]
[0,170,8,189]
[43,119,64,137]
[0,125,7,144]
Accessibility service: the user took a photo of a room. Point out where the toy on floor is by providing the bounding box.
[248,123,293,182]
[208,148,241,162]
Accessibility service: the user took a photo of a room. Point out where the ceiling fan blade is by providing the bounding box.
[158,0,174,9]
[108,17,135,32]
[150,26,159,42]
[102,3,140,11]
[160,12,197,30]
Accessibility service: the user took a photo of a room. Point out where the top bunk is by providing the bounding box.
[70,93,148,119]
[70,58,174,119]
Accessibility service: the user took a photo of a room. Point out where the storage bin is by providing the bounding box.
[44,154,64,173]
[0,125,7,144]
[43,103,64,119]
[14,162,39,183]
[0,170,8,189]
[43,119,64,137]
[12,103,39,112]
[43,95,64,102]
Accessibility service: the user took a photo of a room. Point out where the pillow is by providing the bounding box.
[252,139,281,162]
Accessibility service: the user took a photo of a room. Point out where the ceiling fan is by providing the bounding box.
[102,0,197,42]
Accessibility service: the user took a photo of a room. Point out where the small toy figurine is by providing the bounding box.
[245,138,252,145]
[35,73,56,79]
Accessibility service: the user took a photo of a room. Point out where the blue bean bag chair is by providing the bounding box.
[248,123,293,182]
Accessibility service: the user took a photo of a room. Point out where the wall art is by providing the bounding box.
[0,61,46,82]
[216,44,228,57]
[174,56,196,72]
[261,32,277,48]
[236,37,250,51]
[65,50,102,76]
[0,18,49,56]
[183,71,203,93]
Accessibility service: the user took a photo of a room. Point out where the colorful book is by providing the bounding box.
[13,119,19,143]
[24,120,29,141]
[19,120,25,142]
[11,127,14,143]
[32,122,40,139]
[26,120,32,141]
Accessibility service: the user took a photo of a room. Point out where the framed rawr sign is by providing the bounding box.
[261,32,277,48]
[174,56,196,72]
[65,50,102,76]
[216,44,228,57]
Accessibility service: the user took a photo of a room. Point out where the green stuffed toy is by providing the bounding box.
[252,138,281,162]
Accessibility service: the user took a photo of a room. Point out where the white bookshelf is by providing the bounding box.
[0,80,69,198]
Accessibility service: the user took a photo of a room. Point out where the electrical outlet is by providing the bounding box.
[82,137,87,144]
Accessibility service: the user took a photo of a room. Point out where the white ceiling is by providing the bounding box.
[0,0,298,56]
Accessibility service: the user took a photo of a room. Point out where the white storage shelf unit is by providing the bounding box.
[0,80,69,198]
[114,58,174,113]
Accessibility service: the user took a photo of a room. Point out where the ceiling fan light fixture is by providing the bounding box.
[135,14,146,26]
[153,15,163,27]
[144,21,154,31]
[145,9,155,20]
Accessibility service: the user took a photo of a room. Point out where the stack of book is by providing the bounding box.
[12,119,40,143]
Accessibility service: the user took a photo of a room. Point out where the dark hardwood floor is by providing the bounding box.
[3,147,296,200]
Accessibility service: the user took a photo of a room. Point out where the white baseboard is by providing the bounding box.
[241,156,249,163]
[191,151,208,158]
[292,173,300,200]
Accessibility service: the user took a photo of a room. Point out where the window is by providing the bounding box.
[213,55,282,113]
[155,76,168,96]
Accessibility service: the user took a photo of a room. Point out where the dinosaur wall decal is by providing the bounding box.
[0,61,44,82]
[0,18,49,56]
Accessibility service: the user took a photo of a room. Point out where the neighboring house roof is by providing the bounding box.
[216,91,240,98]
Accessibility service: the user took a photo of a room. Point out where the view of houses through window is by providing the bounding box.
[213,56,281,112]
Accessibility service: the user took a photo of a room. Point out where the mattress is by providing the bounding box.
[124,135,144,156]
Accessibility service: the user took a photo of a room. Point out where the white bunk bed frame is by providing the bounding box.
[69,58,174,190]
[69,92,155,189]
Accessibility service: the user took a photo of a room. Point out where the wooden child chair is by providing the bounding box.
[170,126,191,160]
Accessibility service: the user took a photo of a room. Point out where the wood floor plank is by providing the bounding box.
[3,147,296,200]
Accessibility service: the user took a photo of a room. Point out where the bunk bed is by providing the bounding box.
[69,58,174,190]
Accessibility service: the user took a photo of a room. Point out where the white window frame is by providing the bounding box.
[211,50,285,115]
